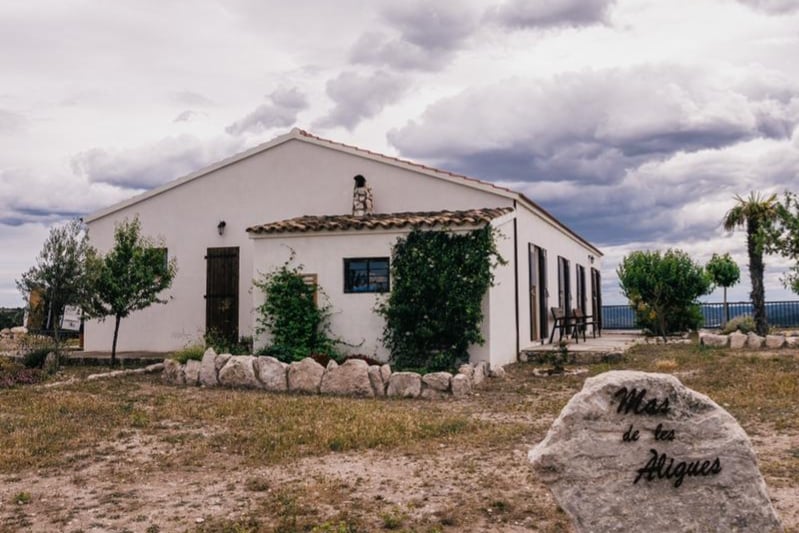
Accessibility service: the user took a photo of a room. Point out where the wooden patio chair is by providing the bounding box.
[548,307,579,344]
[572,308,600,341]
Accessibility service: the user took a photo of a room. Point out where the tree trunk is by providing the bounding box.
[111,314,121,367]
[51,302,62,364]
[722,286,729,328]
[747,221,768,336]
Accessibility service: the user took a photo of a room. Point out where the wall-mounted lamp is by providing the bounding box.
[588,254,595,265]
[217,220,226,236]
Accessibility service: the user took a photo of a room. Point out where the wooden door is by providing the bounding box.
[538,247,548,340]
[558,256,571,316]
[576,264,587,314]
[528,244,539,341]
[591,267,602,332]
[206,247,239,341]
[529,244,549,341]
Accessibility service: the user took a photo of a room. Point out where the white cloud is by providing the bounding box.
[71,135,244,189]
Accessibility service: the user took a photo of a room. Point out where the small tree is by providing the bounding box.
[770,192,799,295]
[377,227,505,372]
[723,192,780,335]
[705,253,740,327]
[617,249,712,338]
[254,256,336,362]
[86,218,176,365]
[16,219,93,355]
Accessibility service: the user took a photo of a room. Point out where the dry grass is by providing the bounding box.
[0,375,526,474]
[0,343,796,532]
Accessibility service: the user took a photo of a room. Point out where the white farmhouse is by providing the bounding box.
[84,128,602,368]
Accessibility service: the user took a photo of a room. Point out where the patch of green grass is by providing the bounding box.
[380,507,407,530]
[12,491,31,505]
[171,344,205,364]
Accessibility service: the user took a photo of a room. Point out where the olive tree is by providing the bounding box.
[86,217,176,365]
[770,192,799,295]
[16,219,93,354]
[705,253,740,326]
[617,249,712,338]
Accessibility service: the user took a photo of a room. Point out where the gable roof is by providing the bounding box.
[84,128,601,256]
[246,208,514,235]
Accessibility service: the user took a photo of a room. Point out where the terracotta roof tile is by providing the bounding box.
[246,207,514,235]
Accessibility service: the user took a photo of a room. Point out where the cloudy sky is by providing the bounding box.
[2,0,799,307]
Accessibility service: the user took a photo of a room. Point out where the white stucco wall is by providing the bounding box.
[251,220,516,367]
[483,216,518,366]
[514,204,603,347]
[84,136,513,352]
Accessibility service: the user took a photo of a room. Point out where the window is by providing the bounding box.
[344,257,389,293]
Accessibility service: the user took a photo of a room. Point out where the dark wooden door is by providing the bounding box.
[558,256,571,323]
[576,264,587,314]
[591,267,602,332]
[528,244,539,341]
[529,244,549,341]
[206,247,239,341]
[538,247,548,340]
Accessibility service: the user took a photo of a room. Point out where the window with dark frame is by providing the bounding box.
[344,257,389,293]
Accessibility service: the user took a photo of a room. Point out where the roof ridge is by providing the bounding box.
[293,129,516,196]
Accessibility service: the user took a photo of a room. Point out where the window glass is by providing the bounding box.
[344,258,389,293]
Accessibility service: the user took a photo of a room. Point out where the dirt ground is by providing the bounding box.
[0,346,797,532]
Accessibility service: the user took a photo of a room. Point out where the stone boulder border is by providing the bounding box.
[700,330,799,350]
[161,355,507,399]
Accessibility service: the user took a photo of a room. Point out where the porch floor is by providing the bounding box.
[520,330,643,364]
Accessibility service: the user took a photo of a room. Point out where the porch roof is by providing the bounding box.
[246,207,514,235]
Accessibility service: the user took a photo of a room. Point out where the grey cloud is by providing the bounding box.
[389,66,799,185]
[350,3,478,71]
[517,133,799,247]
[0,168,133,228]
[489,0,616,28]
[171,90,215,107]
[173,110,206,123]
[225,87,308,136]
[350,32,452,72]
[0,109,25,133]
[315,71,410,130]
[71,135,244,189]
[736,0,799,14]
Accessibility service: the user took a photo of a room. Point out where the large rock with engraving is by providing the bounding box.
[529,370,782,532]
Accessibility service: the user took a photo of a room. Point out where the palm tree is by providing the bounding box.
[723,192,779,336]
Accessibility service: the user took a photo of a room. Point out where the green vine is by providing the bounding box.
[254,254,338,363]
[377,226,505,372]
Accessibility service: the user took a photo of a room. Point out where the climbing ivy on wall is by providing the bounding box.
[377,226,505,372]
[254,255,337,363]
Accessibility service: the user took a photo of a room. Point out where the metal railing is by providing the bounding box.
[601,301,799,330]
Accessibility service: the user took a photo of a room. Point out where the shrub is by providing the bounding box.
[0,357,42,388]
[722,315,756,335]
[377,227,504,372]
[617,249,712,338]
[546,341,569,374]
[204,331,252,355]
[254,255,338,363]
[22,346,54,369]
[172,344,205,364]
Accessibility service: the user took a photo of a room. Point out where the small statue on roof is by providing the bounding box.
[352,174,374,216]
